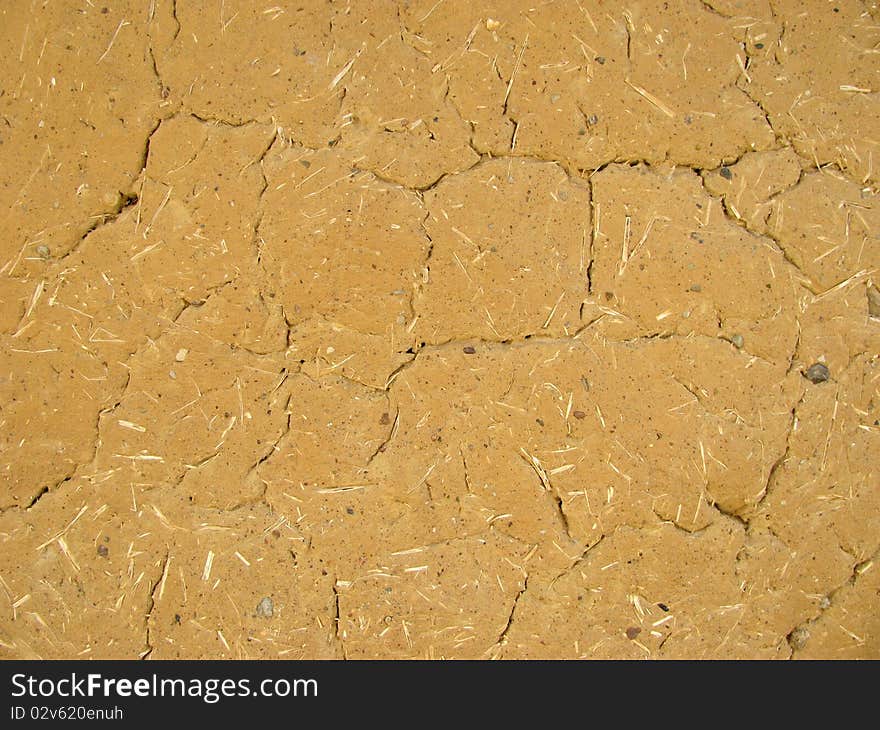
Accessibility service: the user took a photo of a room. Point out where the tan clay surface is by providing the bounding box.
[0,0,878,659]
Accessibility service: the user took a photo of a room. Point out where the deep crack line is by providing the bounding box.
[489,573,529,658]
[366,406,399,465]
[244,393,292,482]
[519,448,575,542]
[14,370,133,512]
[54,189,141,266]
[331,579,347,660]
[695,164,817,294]
[141,551,171,660]
[751,389,806,516]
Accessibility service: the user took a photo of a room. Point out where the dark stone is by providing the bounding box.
[804,362,830,384]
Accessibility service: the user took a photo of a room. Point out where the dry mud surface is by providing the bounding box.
[0,0,878,660]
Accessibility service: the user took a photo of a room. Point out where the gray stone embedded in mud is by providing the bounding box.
[868,284,880,318]
[256,596,274,618]
[788,626,810,651]
[804,362,830,384]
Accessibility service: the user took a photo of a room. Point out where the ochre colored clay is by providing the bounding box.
[1,0,877,659]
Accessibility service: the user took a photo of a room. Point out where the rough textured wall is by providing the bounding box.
[0,0,877,659]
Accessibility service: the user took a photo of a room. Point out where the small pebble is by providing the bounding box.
[788,626,810,651]
[97,544,109,558]
[719,166,733,180]
[804,362,830,384]
[819,596,831,610]
[256,596,274,618]
[463,346,476,354]
[379,412,391,425]
[550,93,561,103]
[689,284,702,292]
[572,410,586,419]
[595,56,606,64]
[625,626,641,640]
[731,334,744,349]
[867,284,880,318]
[36,244,50,258]
[175,348,188,362]
[587,114,599,126]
